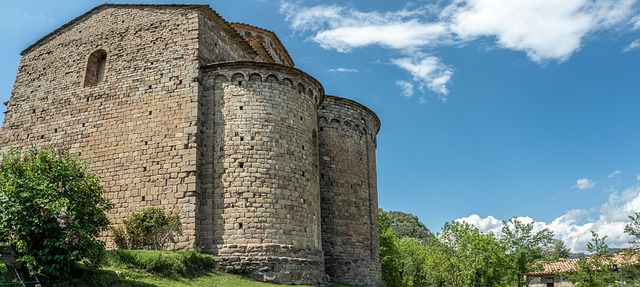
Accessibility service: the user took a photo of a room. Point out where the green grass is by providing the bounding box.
[0,262,6,282]
[17,250,356,287]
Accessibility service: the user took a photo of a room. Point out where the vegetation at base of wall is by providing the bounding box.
[0,262,6,282]
[0,147,112,280]
[112,207,181,250]
[104,250,215,278]
[33,250,354,287]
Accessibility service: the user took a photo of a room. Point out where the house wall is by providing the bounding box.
[529,275,575,287]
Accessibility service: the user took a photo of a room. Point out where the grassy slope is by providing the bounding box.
[1,250,354,287]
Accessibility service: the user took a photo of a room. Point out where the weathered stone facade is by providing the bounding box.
[0,4,381,286]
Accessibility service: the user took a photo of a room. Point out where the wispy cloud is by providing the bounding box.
[624,39,640,52]
[281,3,450,53]
[281,0,640,101]
[458,183,640,252]
[328,67,359,73]
[392,55,453,101]
[576,178,596,190]
[396,80,414,98]
[608,170,622,178]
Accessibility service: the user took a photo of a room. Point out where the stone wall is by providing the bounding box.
[0,5,207,249]
[318,96,382,286]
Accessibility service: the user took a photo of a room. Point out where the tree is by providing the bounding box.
[625,212,640,249]
[0,147,112,279]
[379,209,402,287]
[501,217,555,287]
[544,239,571,260]
[386,211,434,243]
[429,221,506,286]
[397,237,430,287]
[563,231,617,287]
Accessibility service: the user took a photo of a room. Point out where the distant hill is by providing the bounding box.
[386,210,434,242]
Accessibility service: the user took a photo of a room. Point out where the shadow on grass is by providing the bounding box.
[48,268,157,287]
[105,250,216,279]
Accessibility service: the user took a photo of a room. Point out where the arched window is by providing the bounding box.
[84,49,107,87]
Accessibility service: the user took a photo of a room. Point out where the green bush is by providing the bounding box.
[112,207,181,250]
[0,147,112,279]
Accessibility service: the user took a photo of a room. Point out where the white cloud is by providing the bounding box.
[624,39,640,52]
[391,55,453,100]
[576,178,596,190]
[396,80,414,98]
[458,184,640,253]
[312,22,449,52]
[608,170,622,178]
[281,0,640,100]
[445,0,591,62]
[328,68,359,73]
[457,214,504,235]
[281,4,450,53]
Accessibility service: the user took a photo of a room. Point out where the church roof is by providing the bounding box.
[230,23,294,67]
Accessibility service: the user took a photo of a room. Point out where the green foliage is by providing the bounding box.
[386,211,433,243]
[48,250,305,287]
[0,147,112,279]
[544,239,571,260]
[378,209,510,287]
[562,232,617,287]
[396,238,429,287]
[625,212,640,249]
[431,221,508,287]
[501,217,555,287]
[0,262,5,281]
[112,207,181,250]
[379,209,402,287]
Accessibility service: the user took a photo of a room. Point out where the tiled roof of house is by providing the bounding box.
[528,250,640,276]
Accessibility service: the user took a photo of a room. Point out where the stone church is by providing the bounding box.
[0,4,381,286]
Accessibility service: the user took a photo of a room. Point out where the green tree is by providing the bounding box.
[436,221,508,287]
[544,239,571,260]
[0,147,112,279]
[625,212,640,249]
[386,211,434,243]
[501,217,554,287]
[397,237,429,287]
[379,209,402,287]
[563,232,617,287]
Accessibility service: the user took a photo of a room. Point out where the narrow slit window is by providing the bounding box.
[84,49,107,87]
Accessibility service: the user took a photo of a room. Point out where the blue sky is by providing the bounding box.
[2,0,640,252]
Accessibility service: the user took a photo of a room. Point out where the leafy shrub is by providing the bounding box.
[112,207,180,250]
[0,147,112,279]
